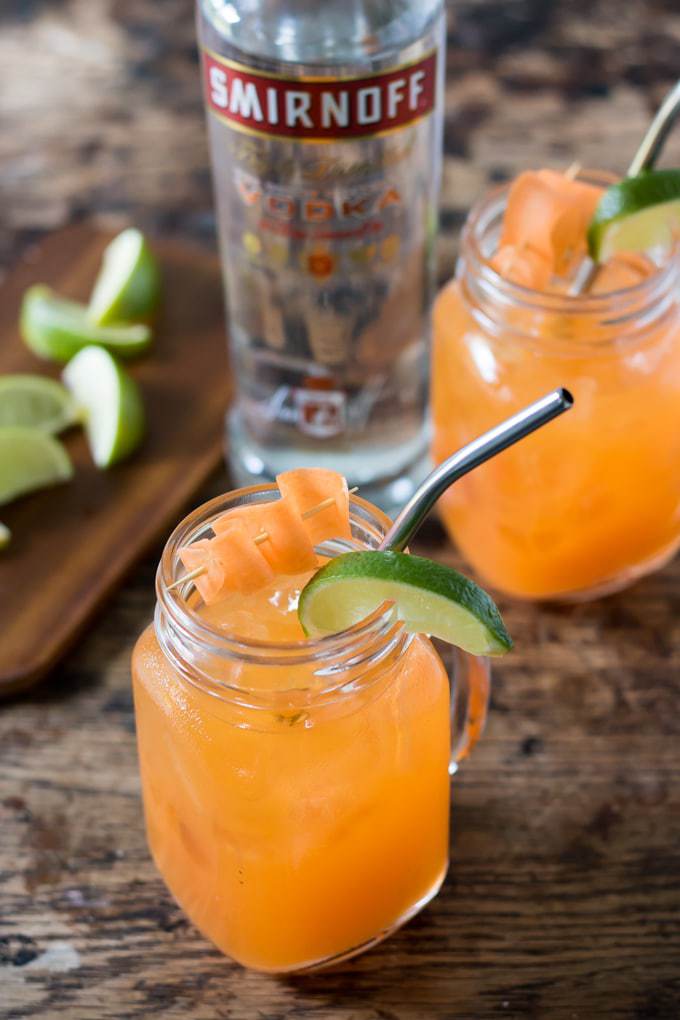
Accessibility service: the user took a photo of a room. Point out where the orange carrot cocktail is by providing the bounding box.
[433,169,680,600]
[132,470,500,972]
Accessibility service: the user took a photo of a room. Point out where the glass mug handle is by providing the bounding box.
[448,648,491,775]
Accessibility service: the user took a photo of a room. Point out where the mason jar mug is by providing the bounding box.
[132,487,490,972]
[432,174,680,600]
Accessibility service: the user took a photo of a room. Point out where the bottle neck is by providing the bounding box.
[198,0,444,67]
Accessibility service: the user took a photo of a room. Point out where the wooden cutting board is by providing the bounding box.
[0,223,231,697]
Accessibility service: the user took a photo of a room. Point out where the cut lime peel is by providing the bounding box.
[588,169,680,261]
[0,427,73,506]
[88,228,161,326]
[299,551,512,657]
[62,346,145,468]
[589,200,680,261]
[21,285,152,363]
[0,373,79,434]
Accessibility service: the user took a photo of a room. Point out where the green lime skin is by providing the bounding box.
[62,345,146,468]
[21,285,152,363]
[0,374,78,434]
[108,359,146,466]
[88,229,161,326]
[299,550,513,656]
[588,169,680,261]
[0,426,73,506]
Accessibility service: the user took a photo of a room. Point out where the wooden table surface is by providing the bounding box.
[2,3,680,1018]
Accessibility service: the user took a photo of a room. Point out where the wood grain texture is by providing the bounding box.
[2,515,680,1019]
[2,1,680,1018]
[0,224,230,695]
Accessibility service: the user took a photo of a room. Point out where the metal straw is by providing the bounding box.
[379,388,573,553]
[570,79,680,295]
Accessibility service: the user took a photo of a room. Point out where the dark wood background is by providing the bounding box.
[2,2,680,1018]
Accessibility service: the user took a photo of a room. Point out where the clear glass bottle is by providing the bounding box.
[132,484,490,972]
[197,0,445,510]
[432,172,680,600]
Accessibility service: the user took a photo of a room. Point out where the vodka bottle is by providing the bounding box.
[197,0,445,508]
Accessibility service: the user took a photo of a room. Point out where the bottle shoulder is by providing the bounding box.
[197,0,444,67]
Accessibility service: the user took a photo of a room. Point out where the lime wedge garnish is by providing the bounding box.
[0,426,73,506]
[21,285,152,363]
[588,169,680,261]
[298,550,512,656]
[0,522,11,549]
[88,228,161,326]
[0,374,78,434]
[62,346,145,468]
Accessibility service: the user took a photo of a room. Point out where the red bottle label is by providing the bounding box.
[201,49,437,142]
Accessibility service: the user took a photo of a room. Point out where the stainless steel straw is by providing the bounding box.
[570,79,680,295]
[380,387,573,552]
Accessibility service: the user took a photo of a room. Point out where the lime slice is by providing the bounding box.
[0,426,73,506]
[88,228,161,326]
[21,285,152,363]
[0,374,78,434]
[299,550,512,656]
[0,522,11,549]
[588,169,680,262]
[62,346,145,468]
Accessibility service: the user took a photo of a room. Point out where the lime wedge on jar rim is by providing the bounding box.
[588,168,680,261]
[88,228,161,326]
[0,426,73,506]
[0,374,78,434]
[298,550,512,656]
[21,285,152,363]
[62,345,145,468]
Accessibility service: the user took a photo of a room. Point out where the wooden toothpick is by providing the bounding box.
[302,495,336,518]
[168,488,358,592]
[170,564,206,589]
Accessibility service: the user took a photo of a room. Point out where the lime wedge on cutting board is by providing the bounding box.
[298,550,512,656]
[88,228,161,326]
[0,374,78,434]
[21,286,152,363]
[0,427,73,506]
[62,346,145,468]
[588,169,680,262]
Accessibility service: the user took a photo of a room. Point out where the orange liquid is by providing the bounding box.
[132,572,450,971]
[432,257,680,599]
